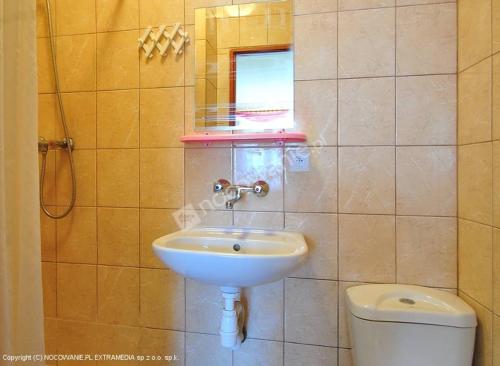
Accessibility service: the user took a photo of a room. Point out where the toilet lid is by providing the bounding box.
[346,284,477,328]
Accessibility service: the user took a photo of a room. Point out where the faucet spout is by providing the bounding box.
[225,187,245,209]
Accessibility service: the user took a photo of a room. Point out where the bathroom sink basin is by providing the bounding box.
[153,227,308,288]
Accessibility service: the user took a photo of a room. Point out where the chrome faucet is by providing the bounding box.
[38,136,74,153]
[214,179,269,209]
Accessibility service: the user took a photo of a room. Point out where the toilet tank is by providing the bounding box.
[346,284,477,366]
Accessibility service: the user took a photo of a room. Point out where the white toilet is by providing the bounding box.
[346,284,477,366]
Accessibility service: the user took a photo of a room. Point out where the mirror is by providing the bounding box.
[194,0,294,131]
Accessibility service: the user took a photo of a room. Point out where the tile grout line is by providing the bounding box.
[184,1,190,363]
[281,5,288,353]
[455,0,460,298]
[58,143,466,150]
[491,3,496,362]
[281,13,287,353]
[336,1,340,364]
[458,50,500,76]
[53,0,59,339]
[282,143,286,366]
[38,69,458,95]
[37,72,459,96]
[48,204,466,220]
[46,269,455,293]
[94,0,99,333]
[394,1,398,286]
[337,1,456,14]
[137,0,145,355]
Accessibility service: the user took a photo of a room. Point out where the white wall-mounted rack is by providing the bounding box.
[138,23,190,59]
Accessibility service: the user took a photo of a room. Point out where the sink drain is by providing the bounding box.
[233,244,241,252]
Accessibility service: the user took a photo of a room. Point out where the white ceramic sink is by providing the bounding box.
[153,227,308,288]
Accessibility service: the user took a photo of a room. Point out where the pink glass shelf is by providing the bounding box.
[180,132,306,144]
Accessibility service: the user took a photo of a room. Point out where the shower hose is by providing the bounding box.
[39,0,76,219]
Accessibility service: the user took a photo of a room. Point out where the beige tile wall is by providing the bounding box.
[458,1,500,365]
[37,0,457,365]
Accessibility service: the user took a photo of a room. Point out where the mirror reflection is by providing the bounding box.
[195,0,294,131]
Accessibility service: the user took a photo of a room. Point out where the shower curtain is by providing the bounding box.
[0,0,45,363]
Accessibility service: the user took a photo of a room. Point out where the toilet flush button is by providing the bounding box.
[399,298,416,305]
